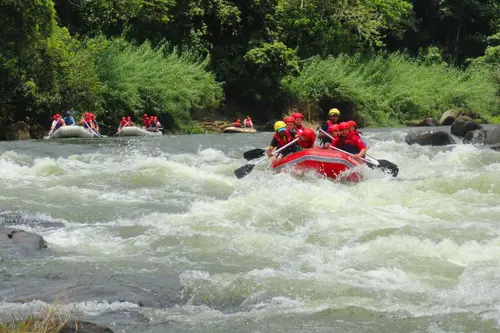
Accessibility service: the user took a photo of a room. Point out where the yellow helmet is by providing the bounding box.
[274,121,286,132]
[329,108,340,116]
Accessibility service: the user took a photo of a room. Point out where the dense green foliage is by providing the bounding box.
[283,52,498,126]
[1,0,499,132]
[92,38,222,130]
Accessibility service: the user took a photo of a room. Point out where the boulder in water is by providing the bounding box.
[491,144,500,151]
[486,125,500,145]
[405,130,455,146]
[463,129,489,145]
[439,109,458,126]
[0,228,47,255]
[29,124,47,140]
[450,116,483,137]
[3,121,31,141]
[60,321,114,333]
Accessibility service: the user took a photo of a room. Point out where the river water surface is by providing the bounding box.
[1,127,500,332]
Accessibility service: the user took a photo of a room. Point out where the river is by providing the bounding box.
[1,127,500,333]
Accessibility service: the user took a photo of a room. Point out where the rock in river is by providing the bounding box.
[0,228,47,255]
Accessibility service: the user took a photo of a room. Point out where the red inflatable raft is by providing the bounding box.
[271,147,365,182]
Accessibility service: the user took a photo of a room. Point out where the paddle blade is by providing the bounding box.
[243,148,265,160]
[234,163,256,179]
[377,159,399,177]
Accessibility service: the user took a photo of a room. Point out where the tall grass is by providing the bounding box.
[0,292,70,333]
[282,52,499,126]
[94,37,223,129]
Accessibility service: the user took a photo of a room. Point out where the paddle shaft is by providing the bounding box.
[258,137,299,164]
[238,137,299,173]
[83,119,100,137]
[318,128,374,166]
[115,121,130,135]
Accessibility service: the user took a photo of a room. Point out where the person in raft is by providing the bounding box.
[297,127,316,149]
[233,119,242,128]
[347,120,369,148]
[321,124,340,149]
[330,122,367,158]
[49,114,66,133]
[284,116,297,135]
[80,113,99,134]
[117,116,134,131]
[318,108,340,147]
[266,121,299,161]
[291,112,306,135]
[140,114,150,128]
[63,110,75,126]
[147,116,161,132]
[243,116,253,128]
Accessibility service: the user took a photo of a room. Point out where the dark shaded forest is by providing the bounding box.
[1,0,499,131]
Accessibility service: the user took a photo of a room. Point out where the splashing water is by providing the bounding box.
[0,128,499,333]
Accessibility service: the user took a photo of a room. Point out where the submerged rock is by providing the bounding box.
[0,270,184,310]
[60,321,114,333]
[0,228,47,255]
[450,116,483,137]
[0,211,65,229]
[405,130,455,146]
[463,129,489,145]
[486,125,500,145]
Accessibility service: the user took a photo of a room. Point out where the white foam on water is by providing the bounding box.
[1,131,500,331]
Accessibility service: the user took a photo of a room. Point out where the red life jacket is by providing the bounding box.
[336,131,364,154]
[326,120,337,133]
[273,129,293,148]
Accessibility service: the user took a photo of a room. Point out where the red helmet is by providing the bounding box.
[292,112,304,119]
[339,122,350,130]
[142,114,148,117]
[52,115,58,120]
[300,128,316,148]
[328,124,340,132]
[121,117,126,120]
[347,120,357,128]
[284,116,295,123]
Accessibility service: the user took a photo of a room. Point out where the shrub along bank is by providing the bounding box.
[281,52,500,127]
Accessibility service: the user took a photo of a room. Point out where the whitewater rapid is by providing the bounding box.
[1,128,500,332]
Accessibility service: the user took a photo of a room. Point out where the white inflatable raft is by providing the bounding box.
[47,126,95,139]
[117,126,163,137]
[222,126,257,133]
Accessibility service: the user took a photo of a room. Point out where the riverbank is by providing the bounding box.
[1,107,498,141]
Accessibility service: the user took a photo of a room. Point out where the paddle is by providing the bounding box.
[318,128,399,177]
[234,138,299,179]
[45,129,54,140]
[243,148,266,160]
[114,121,130,136]
[83,119,101,137]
